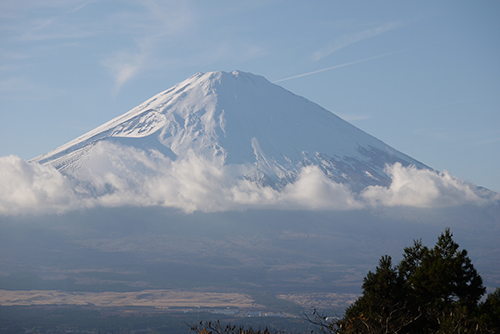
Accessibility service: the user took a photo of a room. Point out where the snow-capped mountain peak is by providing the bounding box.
[32,70,426,191]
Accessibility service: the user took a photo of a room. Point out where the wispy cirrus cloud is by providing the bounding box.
[311,21,404,61]
[2,0,267,95]
[1,0,197,93]
[0,0,84,18]
[0,76,65,99]
[274,50,404,83]
[1,1,95,42]
[99,1,197,92]
[101,47,148,94]
[15,17,93,42]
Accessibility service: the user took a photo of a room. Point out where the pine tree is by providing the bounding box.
[340,228,487,333]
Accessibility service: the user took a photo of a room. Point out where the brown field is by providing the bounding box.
[0,289,262,308]
[276,293,359,309]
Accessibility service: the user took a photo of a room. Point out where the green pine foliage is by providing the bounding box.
[479,288,500,331]
[338,228,498,333]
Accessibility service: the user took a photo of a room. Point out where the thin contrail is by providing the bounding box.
[273,48,411,83]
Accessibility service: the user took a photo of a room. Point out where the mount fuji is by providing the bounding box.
[2,71,499,307]
[32,70,427,197]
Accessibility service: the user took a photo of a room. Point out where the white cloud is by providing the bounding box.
[361,163,489,208]
[0,155,78,215]
[312,21,403,61]
[97,1,197,92]
[273,51,404,83]
[0,144,494,216]
[278,166,362,210]
[102,49,147,93]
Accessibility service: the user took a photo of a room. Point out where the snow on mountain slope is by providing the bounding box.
[32,70,426,192]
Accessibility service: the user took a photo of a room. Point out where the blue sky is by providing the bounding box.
[1,1,499,192]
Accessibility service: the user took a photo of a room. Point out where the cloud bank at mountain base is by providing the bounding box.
[0,142,495,215]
